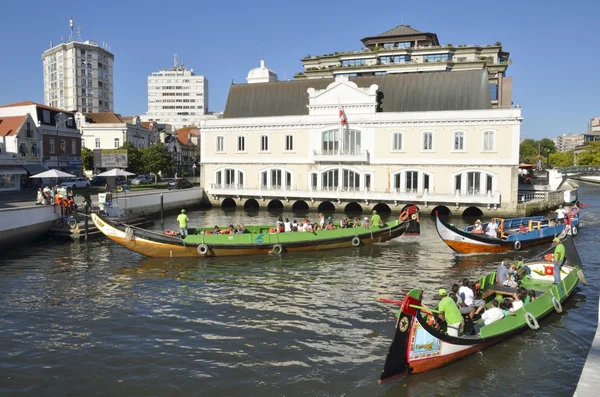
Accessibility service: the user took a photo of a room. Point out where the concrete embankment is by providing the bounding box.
[0,188,209,251]
[574,297,600,397]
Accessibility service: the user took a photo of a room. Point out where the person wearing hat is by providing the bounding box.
[437,288,463,337]
[473,219,483,234]
[552,237,565,284]
[177,209,190,238]
[371,210,383,228]
[361,216,370,228]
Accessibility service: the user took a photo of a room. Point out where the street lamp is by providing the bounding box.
[55,112,74,170]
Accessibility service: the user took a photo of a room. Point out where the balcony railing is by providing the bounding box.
[209,184,501,205]
[312,150,369,163]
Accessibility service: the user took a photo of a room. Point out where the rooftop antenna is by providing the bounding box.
[174,53,178,68]
[283,60,287,80]
[77,26,82,42]
[69,16,74,42]
[400,0,404,25]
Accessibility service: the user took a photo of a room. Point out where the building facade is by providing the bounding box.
[588,117,600,134]
[42,30,114,114]
[77,113,156,152]
[201,72,523,217]
[143,57,209,130]
[161,127,200,177]
[295,25,512,108]
[0,101,81,174]
[555,133,584,152]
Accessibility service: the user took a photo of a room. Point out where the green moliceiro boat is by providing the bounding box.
[378,235,585,384]
[91,213,409,258]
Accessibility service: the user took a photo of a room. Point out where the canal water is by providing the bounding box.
[1,185,599,396]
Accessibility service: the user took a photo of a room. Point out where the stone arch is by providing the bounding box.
[431,205,452,217]
[372,203,392,214]
[462,206,484,218]
[244,198,260,210]
[292,200,309,211]
[344,202,363,213]
[400,203,421,214]
[267,199,284,210]
[221,198,236,208]
[317,201,335,212]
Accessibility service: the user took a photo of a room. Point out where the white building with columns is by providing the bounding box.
[200,65,522,217]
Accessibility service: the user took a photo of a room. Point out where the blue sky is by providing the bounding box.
[1,0,598,138]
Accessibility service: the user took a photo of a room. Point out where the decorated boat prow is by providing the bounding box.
[379,235,583,383]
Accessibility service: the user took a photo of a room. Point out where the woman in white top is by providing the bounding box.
[318,213,325,229]
[510,292,524,313]
[284,217,292,232]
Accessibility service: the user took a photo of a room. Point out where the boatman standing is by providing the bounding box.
[371,210,383,228]
[552,237,566,284]
[177,209,190,238]
[437,289,463,337]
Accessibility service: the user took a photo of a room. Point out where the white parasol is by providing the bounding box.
[95,169,136,177]
[29,169,76,179]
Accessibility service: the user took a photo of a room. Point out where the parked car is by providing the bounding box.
[61,177,90,189]
[167,178,193,190]
[90,175,107,186]
[131,175,153,185]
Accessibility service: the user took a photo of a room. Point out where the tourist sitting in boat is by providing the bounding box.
[485,220,499,238]
[340,217,349,228]
[213,226,221,234]
[451,284,475,318]
[325,218,336,230]
[353,217,360,228]
[276,217,285,233]
[527,290,536,303]
[459,279,486,318]
[284,218,292,232]
[361,217,370,228]
[318,213,326,229]
[292,220,298,231]
[481,299,505,326]
[519,222,528,233]
[510,292,524,313]
[437,288,463,337]
[236,224,246,234]
[513,255,531,277]
[496,261,519,287]
[473,219,484,234]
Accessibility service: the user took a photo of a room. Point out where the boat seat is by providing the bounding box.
[481,284,520,300]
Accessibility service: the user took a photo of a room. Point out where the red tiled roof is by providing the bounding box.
[0,100,75,114]
[140,121,155,130]
[174,127,199,145]
[0,115,28,136]
[120,116,134,121]
[85,112,124,124]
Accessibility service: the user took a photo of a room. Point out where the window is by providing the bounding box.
[26,122,33,138]
[49,138,55,154]
[422,131,433,151]
[423,54,451,62]
[322,130,338,153]
[71,139,76,154]
[406,171,418,193]
[95,138,101,148]
[42,110,50,123]
[60,139,66,154]
[453,131,465,151]
[454,174,462,193]
[392,132,403,151]
[365,174,371,192]
[260,135,269,152]
[285,134,294,151]
[237,135,245,152]
[114,138,120,148]
[311,173,318,190]
[225,169,235,185]
[216,136,224,152]
[486,174,493,194]
[81,138,85,148]
[341,59,366,67]
[261,169,292,190]
[483,130,495,151]
[31,144,38,158]
[322,169,339,189]
[489,84,498,101]
[342,129,361,154]
[423,174,430,192]
[342,169,360,190]
[467,172,481,194]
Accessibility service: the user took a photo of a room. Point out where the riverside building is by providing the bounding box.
[41,17,114,113]
[200,26,522,217]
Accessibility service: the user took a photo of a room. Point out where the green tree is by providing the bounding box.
[577,141,600,165]
[519,139,538,164]
[140,143,174,181]
[539,138,557,159]
[549,150,574,167]
[81,147,94,171]
[119,142,143,175]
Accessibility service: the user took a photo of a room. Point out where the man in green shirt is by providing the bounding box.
[177,209,190,238]
[553,237,566,284]
[437,288,463,337]
[370,210,383,228]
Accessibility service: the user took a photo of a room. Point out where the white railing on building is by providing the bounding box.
[312,150,369,163]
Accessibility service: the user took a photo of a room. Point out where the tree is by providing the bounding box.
[539,138,557,158]
[577,141,600,165]
[140,143,174,181]
[549,150,574,167]
[81,147,94,171]
[519,139,538,164]
[119,142,143,175]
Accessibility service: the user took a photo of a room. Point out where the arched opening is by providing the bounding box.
[244,199,260,210]
[372,203,392,214]
[292,200,309,211]
[462,206,484,218]
[317,201,335,212]
[431,205,452,217]
[400,203,421,214]
[221,198,236,208]
[267,200,284,210]
[344,202,363,213]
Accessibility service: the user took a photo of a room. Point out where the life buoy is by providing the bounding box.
[271,244,283,255]
[514,240,522,250]
[399,210,409,221]
[352,236,361,247]
[117,186,124,192]
[68,218,78,229]
[551,296,563,313]
[571,226,578,235]
[163,230,178,236]
[411,213,418,220]
[197,244,209,256]
[525,312,539,330]
[570,206,579,216]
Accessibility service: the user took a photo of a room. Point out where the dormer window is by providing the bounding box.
[26,122,33,137]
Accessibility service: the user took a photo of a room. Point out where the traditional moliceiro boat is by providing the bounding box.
[435,211,580,254]
[90,213,409,258]
[378,235,584,384]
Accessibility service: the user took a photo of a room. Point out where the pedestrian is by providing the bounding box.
[177,209,190,238]
[36,188,44,205]
[552,237,565,284]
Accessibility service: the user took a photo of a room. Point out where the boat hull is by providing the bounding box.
[91,214,408,258]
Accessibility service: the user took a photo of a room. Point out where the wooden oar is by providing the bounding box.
[409,304,440,314]
[378,297,403,305]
